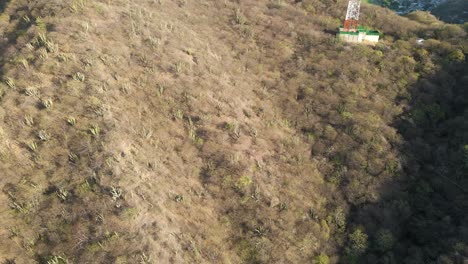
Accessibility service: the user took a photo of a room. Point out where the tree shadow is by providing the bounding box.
[0,1,9,14]
[346,59,468,263]
[0,0,11,82]
[324,29,338,35]
[0,0,31,79]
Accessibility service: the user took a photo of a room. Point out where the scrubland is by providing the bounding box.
[0,0,466,263]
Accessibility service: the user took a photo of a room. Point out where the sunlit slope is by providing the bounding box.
[0,0,466,263]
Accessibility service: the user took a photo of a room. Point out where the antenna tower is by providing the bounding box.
[343,0,361,32]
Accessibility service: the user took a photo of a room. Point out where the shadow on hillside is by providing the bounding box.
[0,1,9,14]
[323,29,338,35]
[0,0,11,83]
[0,0,24,78]
[346,61,468,263]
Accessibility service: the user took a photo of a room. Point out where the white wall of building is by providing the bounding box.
[364,35,379,43]
[338,32,379,44]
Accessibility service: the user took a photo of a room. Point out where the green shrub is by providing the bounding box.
[448,50,465,63]
[329,207,346,230]
[347,228,368,255]
[236,175,252,189]
[314,253,329,264]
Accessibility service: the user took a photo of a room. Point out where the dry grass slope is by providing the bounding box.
[0,0,466,264]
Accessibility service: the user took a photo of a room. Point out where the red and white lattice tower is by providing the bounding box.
[343,0,361,32]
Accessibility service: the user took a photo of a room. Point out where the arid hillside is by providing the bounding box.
[0,0,466,263]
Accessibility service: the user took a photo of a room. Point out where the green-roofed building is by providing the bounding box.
[337,26,380,44]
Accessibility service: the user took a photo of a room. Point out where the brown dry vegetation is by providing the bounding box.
[0,0,466,263]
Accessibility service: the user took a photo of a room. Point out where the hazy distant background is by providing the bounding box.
[371,0,468,23]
